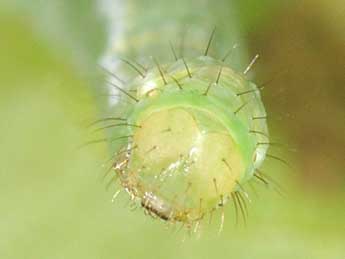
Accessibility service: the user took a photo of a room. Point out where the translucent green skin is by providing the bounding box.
[128,56,268,180]
[111,56,268,223]
[102,0,249,72]
[102,0,268,224]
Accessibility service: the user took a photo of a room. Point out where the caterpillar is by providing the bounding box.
[95,0,274,231]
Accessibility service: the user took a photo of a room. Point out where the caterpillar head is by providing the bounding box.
[111,55,268,226]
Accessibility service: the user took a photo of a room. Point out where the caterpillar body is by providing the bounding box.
[100,54,268,226]
[97,0,270,229]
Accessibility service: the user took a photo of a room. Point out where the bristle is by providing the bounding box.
[92,123,141,133]
[236,87,264,97]
[204,27,216,56]
[234,191,246,225]
[169,41,178,61]
[266,153,291,168]
[182,58,192,78]
[234,101,250,115]
[249,130,269,138]
[231,192,239,225]
[120,58,146,78]
[170,76,183,90]
[153,58,168,85]
[215,65,223,84]
[203,82,214,96]
[107,81,139,102]
[252,116,267,120]
[243,54,259,75]
[87,117,127,127]
[99,65,126,84]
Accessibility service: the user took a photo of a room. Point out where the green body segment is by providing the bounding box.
[103,0,248,72]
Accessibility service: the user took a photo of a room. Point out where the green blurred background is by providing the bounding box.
[1,1,344,258]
